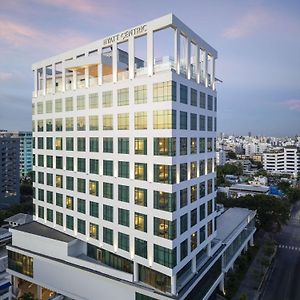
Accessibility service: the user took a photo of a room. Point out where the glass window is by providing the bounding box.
[207,95,213,110]
[207,158,213,173]
[154,244,176,268]
[55,99,62,112]
[66,176,74,190]
[135,213,147,232]
[78,219,86,235]
[37,102,43,114]
[118,208,129,227]
[66,215,74,230]
[65,97,73,111]
[46,100,52,113]
[214,97,217,112]
[191,184,197,202]
[153,164,176,184]
[117,88,129,106]
[180,111,187,130]
[153,138,176,156]
[199,160,206,176]
[207,199,213,215]
[135,138,147,155]
[66,137,73,151]
[199,203,206,221]
[77,178,86,193]
[191,232,197,251]
[118,161,129,178]
[134,188,147,206]
[153,81,176,102]
[90,201,99,218]
[46,190,53,203]
[134,85,147,104]
[118,138,129,154]
[77,116,85,131]
[180,214,188,234]
[191,208,197,227]
[199,115,206,131]
[77,198,86,214]
[135,112,147,129]
[90,137,99,152]
[191,138,197,154]
[89,116,99,130]
[102,91,113,107]
[200,225,205,243]
[103,137,113,153]
[37,120,43,132]
[56,175,63,188]
[207,220,213,237]
[89,93,98,109]
[180,239,188,261]
[180,163,187,182]
[180,137,187,155]
[180,84,188,104]
[103,227,113,245]
[153,110,176,129]
[55,118,62,131]
[190,113,197,130]
[118,185,129,202]
[103,182,113,199]
[208,179,213,194]
[37,137,43,149]
[118,232,129,252]
[47,209,53,222]
[46,119,53,131]
[103,160,113,176]
[207,116,213,131]
[191,88,197,106]
[89,180,99,196]
[56,193,63,207]
[103,204,113,222]
[180,188,187,208]
[200,181,206,198]
[118,113,129,130]
[66,117,73,131]
[154,191,176,212]
[199,138,206,153]
[56,156,63,169]
[8,251,33,278]
[90,223,99,240]
[190,162,197,179]
[103,114,113,130]
[135,238,147,258]
[135,163,147,181]
[77,95,85,110]
[77,158,86,172]
[200,92,206,108]
[77,137,86,151]
[90,159,99,174]
[56,211,63,226]
[154,218,176,240]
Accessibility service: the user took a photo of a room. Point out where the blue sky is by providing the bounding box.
[0,0,299,136]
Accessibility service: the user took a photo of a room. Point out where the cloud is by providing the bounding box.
[0,72,13,81]
[223,9,271,39]
[285,99,300,111]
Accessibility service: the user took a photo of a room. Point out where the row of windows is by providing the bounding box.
[34,136,216,155]
[36,205,214,268]
[33,111,217,132]
[33,82,216,114]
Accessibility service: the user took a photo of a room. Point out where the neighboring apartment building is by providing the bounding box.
[263,147,300,177]
[18,132,33,177]
[0,132,20,209]
[7,14,255,300]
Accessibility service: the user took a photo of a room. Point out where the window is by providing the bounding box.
[180,239,188,260]
[118,138,129,154]
[77,95,85,110]
[77,158,86,172]
[180,138,187,155]
[135,138,147,155]
[207,116,213,131]
[90,159,99,174]
[89,116,99,130]
[103,182,113,199]
[65,97,73,111]
[153,110,176,129]
[56,175,63,188]
[154,138,176,156]
[103,227,113,245]
[38,154,44,167]
[199,160,206,176]
[56,212,63,226]
[118,161,129,178]
[180,84,188,104]
[200,181,206,198]
[118,113,129,130]
[135,238,147,258]
[180,188,187,208]
[190,162,197,179]
[200,225,205,243]
[46,137,53,150]
[78,219,86,235]
[102,91,113,107]
[180,214,188,234]
[154,245,176,268]
[56,193,63,207]
[55,99,62,112]
[89,180,99,196]
[37,102,43,114]
[153,81,176,102]
[199,138,206,153]
[46,156,53,168]
[180,111,187,130]
[77,178,86,193]
[154,191,176,212]
[90,201,99,218]
[46,100,52,113]
[118,232,129,251]
[77,198,86,214]
[118,185,129,202]
[153,164,176,184]
[134,85,147,104]
[66,176,74,191]
[214,97,217,112]
[191,232,197,251]
[77,116,85,131]
[38,172,44,184]
[103,137,113,153]
[89,93,98,109]
[190,113,197,130]
[8,251,33,278]
[37,120,43,131]
[135,112,147,129]
[46,190,53,203]
[191,88,197,106]
[200,92,206,108]
[135,213,147,232]
[135,163,147,181]
[190,184,197,202]
[207,158,213,173]
[199,203,206,221]
[66,117,73,131]
[90,223,99,240]
[55,118,62,131]
[90,137,99,152]
[154,218,176,240]
[103,160,113,176]
[38,137,43,149]
[77,137,86,151]
[103,204,113,222]
[46,119,52,131]
[118,208,129,227]
[66,215,74,230]
[103,114,113,130]
[207,220,213,237]
[47,209,53,222]
[66,137,73,151]
[199,115,206,131]
[191,208,197,227]
[180,163,187,182]
[207,95,213,110]
[191,138,197,154]
[134,188,147,206]
[117,88,129,106]
[56,156,63,169]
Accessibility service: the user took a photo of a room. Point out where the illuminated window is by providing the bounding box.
[134,85,147,104]
[190,138,197,154]
[56,175,63,188]
[117,88,129,106]
[153,110,176,129]
[191,232,198,251]
[154,191,176,212]
[190,184,197,202]
[153,138,176,156]
[65,97,73,111]
[89,116,99,130]
[90,223,99,240]
[77,95,85,110]
[102,91,113,107]
[135,112,147,129]
[103,114,113,130]
[153,81,176,102]
[135,213,147,232]
[66,117,73,131]
[190,162,197,179]
[118,113,129,130]
[89,93,98,109]
[134,188,147,206]
[153,164,176,184]
[77,116,85,131]
[55,118,62,131]
[55,137,63,150]
[89,180,99,196]
[134,163,147,181]
[154,218,176,240]
[135,138,147,155]
[55,99,62,112]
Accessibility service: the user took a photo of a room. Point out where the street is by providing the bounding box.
[261,201,300,300]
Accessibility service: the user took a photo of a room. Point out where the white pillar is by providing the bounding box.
[207,241,212,257]
[187,37,191,79]
[52,63,55,94]
[85,66,89,88]
[133,261,138,282]
[204,50,208,87]
[171,274,177,295]
[98,48,103,85]
[192,256,197,273]
[196,46,200,84]
[72,69,77,90]
[212,57,216,90]
[219,274,225,294]
[147,30,154,76]
[37,285,42,300]
[174,28,180,74]
[112,42,118,83]
[33,69,37,97]
[42,66,46,96]
[61,63,65,92]
[128,36,135,79]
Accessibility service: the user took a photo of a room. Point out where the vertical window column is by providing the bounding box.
[147,30,154,76]
[174,28,180,74]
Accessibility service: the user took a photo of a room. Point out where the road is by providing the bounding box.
[261,201,300,300]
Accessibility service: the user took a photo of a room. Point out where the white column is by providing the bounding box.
[212,56,216,90]
[196,46,200,84]
[52,63,55,94]
[219,274,225,294]
[133,261,138,282]
[112,42,118,83]
[37,285,42,300]
[42,66,46,96]
[171,274,177,295]
[72,69,77,90]
[85,66,89,88]
[33,69,37,97]
[128,36,135,79]
[187,37,191,79]
[147,30,154,76]
[98,48,103,85]
[62,63,65,92]
[174,28,180,74]
[207,241,212,257]
[192,256,197,273]
[204,50,208,87]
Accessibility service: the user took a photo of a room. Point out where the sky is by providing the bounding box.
[0,0,300,136]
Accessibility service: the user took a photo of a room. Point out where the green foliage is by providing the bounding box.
[286,188,300,204]
[217,194,290,232]
[20,184,33,196]
[255,169,268,177]
[217,163,243,186]
[277,181,291,193]
[227,151,237,159]
[18,292,36,300]
[0,201,33,225]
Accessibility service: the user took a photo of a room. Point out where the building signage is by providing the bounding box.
[103,25,147,46]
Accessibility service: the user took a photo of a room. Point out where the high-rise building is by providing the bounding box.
[7,14,256,300]
[0,131,20,208]
[18,131,33,177]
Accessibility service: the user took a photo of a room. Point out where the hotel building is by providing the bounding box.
[7,14,256,300]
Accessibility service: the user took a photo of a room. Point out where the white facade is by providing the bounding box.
[216,150,227,166]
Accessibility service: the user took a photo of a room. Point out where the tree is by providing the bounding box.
[217,194,290,232]
[287,188,300,204]
[227,150,237,159]
[277,181,291,193]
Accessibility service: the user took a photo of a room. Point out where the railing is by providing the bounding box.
[103,74,113,83]
[154,56,175,73]
[117,70,129,81]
